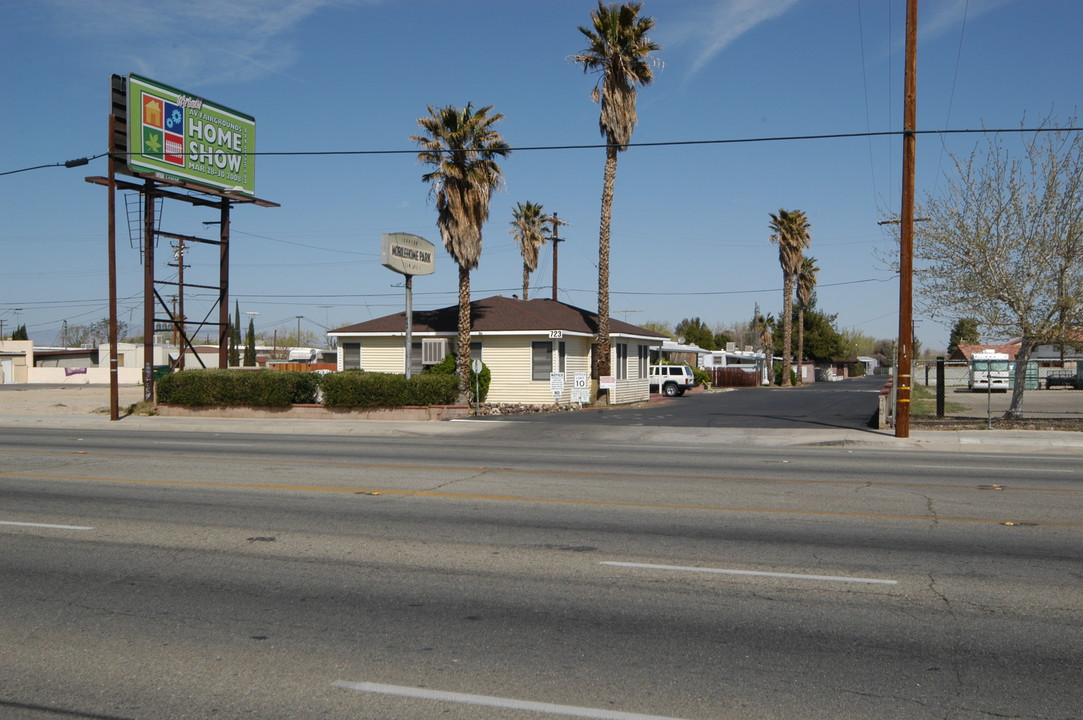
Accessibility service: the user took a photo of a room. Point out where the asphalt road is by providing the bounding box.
[480,376,887,430]
[1,423,1080,719]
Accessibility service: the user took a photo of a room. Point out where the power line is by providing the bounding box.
[4,127,1080,176]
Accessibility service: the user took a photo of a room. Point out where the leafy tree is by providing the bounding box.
[912,118,1083,417]
[574,1,660,380]
[713,330,734,349]
[412,103,509,400]
[674,317,716,350]
[11,324,29,341]
[768,209,812,386]
[873,338,895,368]
[798,309,847,363]
[641,320,673,338]
[65,318,127,347]
[509,201,550,300]
[795,255,819,368]
[947,317,981,356]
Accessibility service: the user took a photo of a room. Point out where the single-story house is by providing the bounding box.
[327,295,667,405]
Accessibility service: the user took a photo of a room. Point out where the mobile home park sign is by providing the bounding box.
[381,233,435,276]
[126,74,256,196]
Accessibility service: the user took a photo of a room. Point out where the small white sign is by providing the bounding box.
[599,375,616,390]
[549,330,563,338]
[471,358,483,374]
[550,372,565,400]
[573,372,588,390]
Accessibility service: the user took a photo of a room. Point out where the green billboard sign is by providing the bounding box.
[126,74,255,196]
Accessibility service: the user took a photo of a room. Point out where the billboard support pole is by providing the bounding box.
[218,199,230,370]
[107,115,119,421]
[142,179,156,403]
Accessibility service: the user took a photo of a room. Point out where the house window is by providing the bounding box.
[558,341,567,373]
[616,343,629,380]
[638,345,649,379]
[532,341,552,381]
[342,342,361,370]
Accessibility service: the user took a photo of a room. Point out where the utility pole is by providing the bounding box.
[896,0,918,438]
[549,213,567,301]
[296,315,303,346]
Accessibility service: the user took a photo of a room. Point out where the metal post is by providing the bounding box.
[404,275,414,378]
[142,180,156,403]
[218,200,230,369]
[895,0,918,438]
[935,356,945,418]
[107,115,120,420]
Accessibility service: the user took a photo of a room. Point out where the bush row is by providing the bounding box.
[157,370,319,407]
[156,369,460,408]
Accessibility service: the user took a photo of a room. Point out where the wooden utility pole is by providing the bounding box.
[896,0,918,438]
[549,213,566,301]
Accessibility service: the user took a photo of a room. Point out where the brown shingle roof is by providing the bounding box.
[330,295,667,338]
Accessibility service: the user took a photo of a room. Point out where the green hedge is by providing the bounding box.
[320,370,458,408]
[423,353,490,402]
[158,368,462,409]
[157,369,319,407]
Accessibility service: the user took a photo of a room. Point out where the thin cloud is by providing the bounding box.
[920,0,1015,41]
[40,0,377,87]
[668,0,801,77]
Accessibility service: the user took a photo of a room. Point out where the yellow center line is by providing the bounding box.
[1,470,1080,528]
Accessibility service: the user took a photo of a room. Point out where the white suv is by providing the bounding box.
[649,365,696,397]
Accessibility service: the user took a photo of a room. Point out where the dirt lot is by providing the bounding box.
[0,385,146,416]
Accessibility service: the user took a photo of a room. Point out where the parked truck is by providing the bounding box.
[968,349,1011,392]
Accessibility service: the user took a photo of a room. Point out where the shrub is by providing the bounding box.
[691,366,711,388]
[157,369,319,407]
[320,371,458,408]
[848,361,867,377]
[424,353,490,402]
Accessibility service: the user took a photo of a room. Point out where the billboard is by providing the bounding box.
[125,74,255,196]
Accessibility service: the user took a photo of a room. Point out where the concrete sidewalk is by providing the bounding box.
[2,384,1082,453]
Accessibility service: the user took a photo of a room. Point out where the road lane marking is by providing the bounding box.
[600,561,897,585]
[331,681,690,720]
[2,449,1080,493]
[1,471,1080,527]
[0,520,93,530]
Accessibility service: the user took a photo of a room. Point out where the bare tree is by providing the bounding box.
[912,118,1083,417]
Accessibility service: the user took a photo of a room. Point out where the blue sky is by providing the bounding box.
[2,0,1080,352]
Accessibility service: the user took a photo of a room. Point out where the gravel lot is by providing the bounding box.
[0,385,146,416]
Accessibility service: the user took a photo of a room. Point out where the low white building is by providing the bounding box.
[328,295,666,405]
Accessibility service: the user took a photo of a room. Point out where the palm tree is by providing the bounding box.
[574,1,660,382]
[411,103,509,400]
[768,209,811,387]
[752,310,775,386]
[509,201,550,300]
[795,255,819,380]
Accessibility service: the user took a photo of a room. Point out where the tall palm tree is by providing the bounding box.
[768,209,811,387]
[574,1,660,382]
[412,103,509,400]
[752,311,775,386]
[509,201,550,300]
[795,254,819,380]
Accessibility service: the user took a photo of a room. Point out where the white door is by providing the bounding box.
[1,359,12,384]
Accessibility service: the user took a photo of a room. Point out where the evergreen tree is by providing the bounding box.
[244,317,256,366]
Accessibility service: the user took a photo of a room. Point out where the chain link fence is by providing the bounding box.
[912,359,1083,421]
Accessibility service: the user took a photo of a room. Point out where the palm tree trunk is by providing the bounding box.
[522,263,530,301]
[597,144,618,378]
[457,264,472,403]
[781,274,794,386]
[796,306,805,384]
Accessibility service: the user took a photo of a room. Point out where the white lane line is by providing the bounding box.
[332,681,689,720]
[0,521,94,530]
[601,561,897,585]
